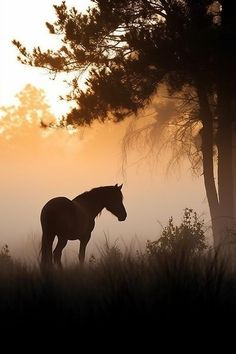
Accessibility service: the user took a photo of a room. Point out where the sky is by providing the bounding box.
[0,0,211,263]
[0,0,91,115]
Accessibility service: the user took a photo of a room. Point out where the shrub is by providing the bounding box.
[146,208,208,258]
[0,244,11,264]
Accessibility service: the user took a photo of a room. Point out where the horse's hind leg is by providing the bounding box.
[41,232,55,270]
[79,235,90,265]
[53,237,67,268]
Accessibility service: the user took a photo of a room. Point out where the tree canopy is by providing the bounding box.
[14,1,232,125]
[0,84,55,143]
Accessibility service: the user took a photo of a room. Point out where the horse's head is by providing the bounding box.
[105,184,127,221]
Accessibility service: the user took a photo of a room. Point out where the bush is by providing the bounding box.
[146,208,208,258]
[0,244,12,268]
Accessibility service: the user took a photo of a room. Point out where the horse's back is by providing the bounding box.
[41,197,76,235]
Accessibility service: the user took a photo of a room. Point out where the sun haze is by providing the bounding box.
[0,0,210,261]
[0,0,92,116]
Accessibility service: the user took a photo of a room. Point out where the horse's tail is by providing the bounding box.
[40,231,54,272]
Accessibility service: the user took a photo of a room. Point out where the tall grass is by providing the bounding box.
[0,210,235,334]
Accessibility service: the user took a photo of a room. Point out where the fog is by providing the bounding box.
[0,108,210,263]
[0,0,211,264]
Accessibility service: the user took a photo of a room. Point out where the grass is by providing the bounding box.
[0,210,236,338]
[0,243,235,335]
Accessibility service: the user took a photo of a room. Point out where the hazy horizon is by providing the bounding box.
[0,0,211,264]
[0,92,210,262]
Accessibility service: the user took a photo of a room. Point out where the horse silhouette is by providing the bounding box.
[40,184,127,269]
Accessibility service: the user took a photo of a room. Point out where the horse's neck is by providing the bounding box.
[73,191,106,219]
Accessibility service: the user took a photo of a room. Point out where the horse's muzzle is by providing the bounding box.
[118,214,127,221]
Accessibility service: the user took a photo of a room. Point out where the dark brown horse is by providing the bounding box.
[40,184,127,269]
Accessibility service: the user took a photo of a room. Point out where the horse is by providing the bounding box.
[40,184,127,269]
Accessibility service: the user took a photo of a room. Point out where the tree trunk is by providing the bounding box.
[217,90,235,245]
[198,84,235,249]
[213,0,236,261]
[197,84,221,246]
[233,122,236,225]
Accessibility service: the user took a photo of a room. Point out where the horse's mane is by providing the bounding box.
[73,186,119,204]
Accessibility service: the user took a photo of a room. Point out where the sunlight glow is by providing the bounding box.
[0,0,92,117]
[0,0,209,259]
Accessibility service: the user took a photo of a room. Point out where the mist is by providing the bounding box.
[0,97,210,263]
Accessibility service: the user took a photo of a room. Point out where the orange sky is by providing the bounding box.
[0,0,211,263]
[0,0,92,116]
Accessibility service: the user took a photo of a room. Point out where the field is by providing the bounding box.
[1,211,235,341]
[0,241,236,337]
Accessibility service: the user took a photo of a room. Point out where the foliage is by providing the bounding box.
[146,208,208,257]
[0,84,55,142]
[13,0,226,126]
[0,244,12,268]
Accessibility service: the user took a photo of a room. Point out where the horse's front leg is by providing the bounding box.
[53,236,67,268]
[79,234,90,265]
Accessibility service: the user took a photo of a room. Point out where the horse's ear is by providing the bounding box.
[118,184,123,190]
